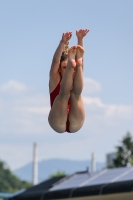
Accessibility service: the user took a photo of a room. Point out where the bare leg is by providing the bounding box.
[69,45,85,132]
[72,45,84,95]
[48,46,77,133]
[60,46,77,97]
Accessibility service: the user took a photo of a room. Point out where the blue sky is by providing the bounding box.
[0,0,133,170]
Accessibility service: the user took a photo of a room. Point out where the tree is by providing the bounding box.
[113,132,133,167]
[49,171,66,178]
[0,159,32,192]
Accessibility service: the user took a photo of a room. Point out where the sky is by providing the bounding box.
[0,0,133,170]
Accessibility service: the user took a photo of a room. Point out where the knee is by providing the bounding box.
[58,93,70,100]
[70,91,81,99]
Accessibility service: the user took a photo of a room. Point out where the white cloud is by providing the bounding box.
[0,100,50,135]
[83,97,103,107]
[0,79,133,170]
[83,77,102,95]
[105,104,133,118]
[0,79,133,137]
[15,106,50,115]
[83,96,133,119]
[0,80,28,94]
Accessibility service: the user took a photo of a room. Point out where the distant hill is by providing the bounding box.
[13,158,105,183]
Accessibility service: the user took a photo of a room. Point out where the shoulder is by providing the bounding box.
[49,72,61,93]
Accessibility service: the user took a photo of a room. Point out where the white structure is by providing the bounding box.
[91,153,96,172]
[106,152,116,167]
[33,143,38,185]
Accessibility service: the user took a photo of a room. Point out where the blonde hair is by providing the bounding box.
[59,42,69,69]
[63,41,69,55]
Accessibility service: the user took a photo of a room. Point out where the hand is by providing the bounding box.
[76,29,89,39]
[61,32,72,43]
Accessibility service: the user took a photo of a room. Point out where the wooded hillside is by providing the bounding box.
[0,160,32,192]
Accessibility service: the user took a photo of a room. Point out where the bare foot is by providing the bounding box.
[76,45,84,66]
[68,46,77,68]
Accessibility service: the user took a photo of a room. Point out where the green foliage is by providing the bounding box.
[0,160,32,192]
[106,165,113,169]
[49,171,66,178]
[113,132,133,167]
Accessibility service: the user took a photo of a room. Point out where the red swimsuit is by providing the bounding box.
[50,80,70,133]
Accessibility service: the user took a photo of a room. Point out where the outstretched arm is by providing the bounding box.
[76,29,89,69]
[76,29,89,47]
[50,32,72,76]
